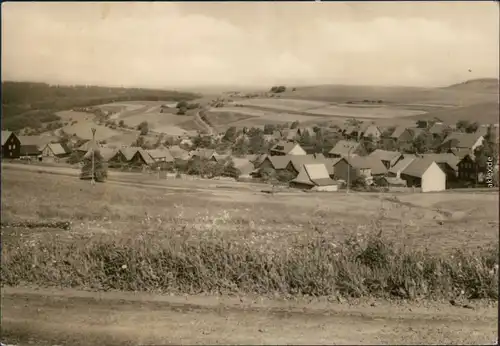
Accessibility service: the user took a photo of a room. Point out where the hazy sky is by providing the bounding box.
[2,2,498,89]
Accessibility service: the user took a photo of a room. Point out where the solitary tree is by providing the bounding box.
[137,121,149,135]
[80,150,108,182]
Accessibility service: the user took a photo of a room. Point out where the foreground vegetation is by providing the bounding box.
[2,227,498,300]
[1,170,498,301]
[1,81,199,131]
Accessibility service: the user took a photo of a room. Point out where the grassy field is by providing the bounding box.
[1,169,498,300]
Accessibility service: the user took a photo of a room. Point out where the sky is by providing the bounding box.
[2,1,499,89]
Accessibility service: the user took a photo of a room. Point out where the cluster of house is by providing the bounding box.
[2,119,498,192]
[252,122,499,192]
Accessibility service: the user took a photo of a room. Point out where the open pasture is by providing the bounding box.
[304,104,426,118]
[207,106,326,129]
[234,98,329,111]
[1,169,497,255]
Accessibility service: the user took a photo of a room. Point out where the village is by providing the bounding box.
[2,113,498,193]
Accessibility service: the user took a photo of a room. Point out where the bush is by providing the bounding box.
[1,229,497,300]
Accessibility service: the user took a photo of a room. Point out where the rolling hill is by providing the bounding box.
[410,101,499,125]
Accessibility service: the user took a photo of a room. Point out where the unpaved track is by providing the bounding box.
[1,287,497,345]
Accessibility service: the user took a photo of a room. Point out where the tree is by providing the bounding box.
[474,128,498,177]
[223,126,238,142]
[247,128,267,154]
[345,118,363,127]
[67,151,84,164]
[177,106,187,115]
[222,159,240,179]
[456,120,470,132]
[299,130,313,147]
[137,121,149,135]
[233,136,249,156]
[465,122,479,133]
[290,121,300,129]
[411,131,433,154]
[80,150,108,182]
[363,134,378,154]
[416,120,428,129]
[176,101,188,109]
[263,124,277,135]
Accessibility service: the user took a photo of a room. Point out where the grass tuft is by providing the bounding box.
[2,228,497,300]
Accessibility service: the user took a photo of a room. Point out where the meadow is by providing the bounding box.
[1,169,498,300]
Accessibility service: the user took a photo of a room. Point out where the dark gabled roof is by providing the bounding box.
[44,143,68,156]
[134,149,155,165]
[120,147,142,161]
[441,132,483,149]
[347,156,388,175]
[369,149,402,162]
[328,140,361,156]
[18,135,53,149]
[20,145,41,155]
[190,148,216,160]
[421,153,460,171]
[261,155,291,170]
[401,157,439,178]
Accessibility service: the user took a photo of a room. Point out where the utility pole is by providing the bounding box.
[91,127,96,185]
[346,147,353,194]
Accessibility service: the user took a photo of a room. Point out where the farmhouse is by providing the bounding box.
[108,147,141,165]
[290,163,338,192]
[1,131,21,159]
[440,133,484,152]
[387,126,418,143]
[420,153,459,186]
[359,124,382,140]
[190,148,217,161]
[387,155,417,178]
[428,123,450,138]
[168,145,190,162]
[333,156,387,185]
[368,149,403,169]
[41,143,70,160]
[147,147,174,164]
[400,158,446,192]
[327,140,365,158]
[457,154,479,183]
[286,155,336,179]
[269,141,306,156]
[253,155,291,177]
[84,147,117,162]
[131,149,155,167]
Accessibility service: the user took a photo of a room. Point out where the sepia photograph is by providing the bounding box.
[1,1,499,345]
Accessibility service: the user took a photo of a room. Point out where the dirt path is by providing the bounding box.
[1,287,497,345]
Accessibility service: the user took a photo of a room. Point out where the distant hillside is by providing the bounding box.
[443,78,499,94]
[279,83,497,107]
[1,81,200,131]
[410,101,499,125]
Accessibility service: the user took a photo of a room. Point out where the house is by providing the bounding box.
[448,148,471,160]
[269,141,306,156]
[440,133,484,152]
[83,147,117,163]
[457,154,480,183]
[400,158,446,192]
[327,140,365,158]
[130,149,155,166]
[147,147,174,164]
[387,155,417,178]
[1,131,21,159]
[359,124,382,140]
[333,156,387,185]
[368,149,403,169]
[41,143,70,161]
[253,155,292,177]
[108,147,141,165]
[290,163,338,192]
[420,153,460,185]
[374,176,407,188]
[18,135,53,157]
[190,148,217,161]
[286,154,339,179]
[75,140,103,154]
[386,126,421,143]
[168,145,190,162]
[20,145,42,159]
[428,123,450,138]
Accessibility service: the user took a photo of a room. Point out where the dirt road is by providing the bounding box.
[1,287,497,345]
